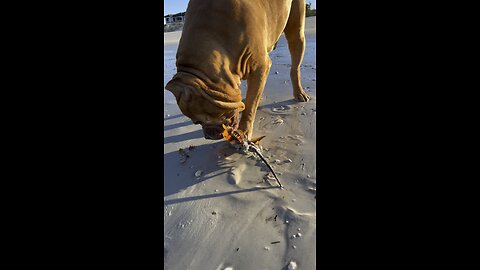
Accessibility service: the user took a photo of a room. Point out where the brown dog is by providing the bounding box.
[165,0,310,140]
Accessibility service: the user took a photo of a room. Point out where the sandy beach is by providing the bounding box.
[164,16,316,270]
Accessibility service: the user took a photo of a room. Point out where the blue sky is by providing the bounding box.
[165,0,317,16]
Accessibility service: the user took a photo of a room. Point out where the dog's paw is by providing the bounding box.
[294,91,310,102]
[243,130,253,140]
[238,123,253,140]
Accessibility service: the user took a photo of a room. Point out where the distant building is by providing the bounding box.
[305,3,316,17]
[164,12,186,25]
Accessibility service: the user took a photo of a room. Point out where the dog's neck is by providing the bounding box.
[172,67,244,110]
[174,62,242,102]
[177,64,240,94]
[175,45,245,94]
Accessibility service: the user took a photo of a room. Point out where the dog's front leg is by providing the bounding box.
[238,57,271,139]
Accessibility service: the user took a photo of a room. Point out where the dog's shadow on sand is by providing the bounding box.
[164,141,233,197]
[164,141,277,204]
[164,115,205,144]
[164,120,193,132]
[164,129,204,144]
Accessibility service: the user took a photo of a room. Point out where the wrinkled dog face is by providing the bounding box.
[166,81,241,140]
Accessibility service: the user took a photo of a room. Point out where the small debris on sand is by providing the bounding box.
[286,158,293,163]
[264,173,277,181]
[288,261,298,270]
[273,118,284,124]
[179,148,191,164]
[264,246,270,250]
[274,71,279,74]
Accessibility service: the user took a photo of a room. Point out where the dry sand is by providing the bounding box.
[164,16,316,270]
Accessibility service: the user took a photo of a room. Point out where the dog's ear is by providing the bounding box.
[165,79,192,104]
[165,79,183,102]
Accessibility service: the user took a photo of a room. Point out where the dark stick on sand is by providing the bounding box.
[249,143,284,189]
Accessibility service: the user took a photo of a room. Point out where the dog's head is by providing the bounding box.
[165,75,244,140]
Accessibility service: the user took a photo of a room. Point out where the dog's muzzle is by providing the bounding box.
[202,125,224,140]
